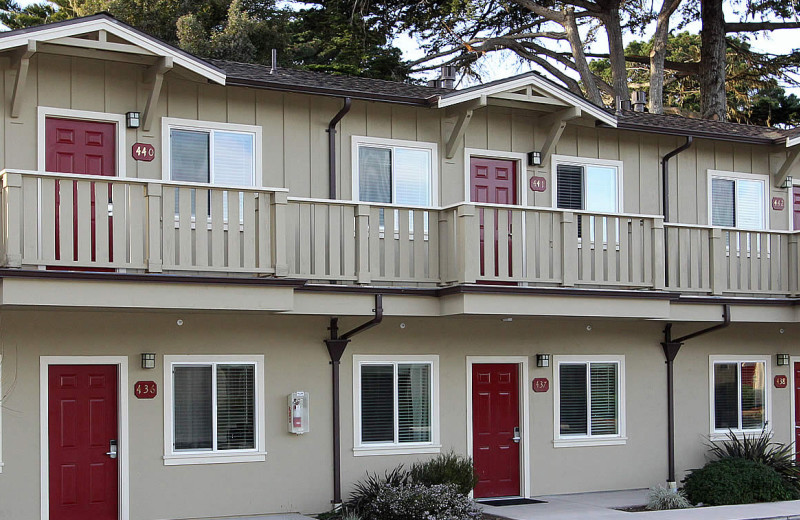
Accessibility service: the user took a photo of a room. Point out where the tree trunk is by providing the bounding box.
[700,0,727,120]
[649,0,681,114]
[564,7,603,105]
[604,5,629,105]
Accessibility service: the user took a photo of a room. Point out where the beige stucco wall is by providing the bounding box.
[0,307,796,519]
[1,54,798,230]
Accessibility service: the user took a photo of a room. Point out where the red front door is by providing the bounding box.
[470,158,517,278]
[45,117,116,263]
[49,365,118,520]
[793,187,800,230]
[795,362,800,461]
[472,363,521,498]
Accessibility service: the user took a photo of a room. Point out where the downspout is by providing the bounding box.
[324,294,383,509]
[661,136,693,287]
[661,304,730,490]
[327,97,352,199]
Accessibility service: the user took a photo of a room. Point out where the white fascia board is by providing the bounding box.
[0,18,225,85]
[437,74,616,127]
[786,135,800,148]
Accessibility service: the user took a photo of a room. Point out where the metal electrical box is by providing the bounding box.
[288,391,310,434]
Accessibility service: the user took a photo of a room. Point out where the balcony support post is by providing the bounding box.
[560,211,577,286]
[355,204,371,284]
[2,172,22,267]
[271,191,288,276]
[652,217,665,290]
[457,204,478,283]
[791,233,800,296]
[145,183,162,273]
[709,228,725,295]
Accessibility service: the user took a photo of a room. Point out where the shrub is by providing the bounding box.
[359,483,482,520]
[682,458,800,506]
[646,485,692,510]
[707,428,800,486]
[410,451,479,495]
[344,466,409,514]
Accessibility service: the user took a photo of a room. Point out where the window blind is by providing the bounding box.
[713,362,739,429]
[711,178,736,227]
[171,130,210,183]
[173,365,213,450]
[397,363,431,443]
[394,148,431,207]
[736,179,765,230]
[213,132,254,187]
[361,364,394,442]
[216,364,255,450]
[556,165,584,211]
[740,362,765,430]
[590,363,618,435]
[359,147,392,203]
[559,364,587,435]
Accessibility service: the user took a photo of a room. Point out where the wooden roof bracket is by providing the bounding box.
[445,95,486,159]
[142,56,173,132]
[11,40,37,118]
[774,145,800,188]
[539,106,581,164]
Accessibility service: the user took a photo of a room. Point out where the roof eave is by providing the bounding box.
[610,121,778,145]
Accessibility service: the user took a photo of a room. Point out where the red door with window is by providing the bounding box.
[470,158,517,278]
[472,363,521,498]
[45,117,116,263]
[49,365,118,520]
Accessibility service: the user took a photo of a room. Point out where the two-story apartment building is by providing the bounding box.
[2,13,800,520]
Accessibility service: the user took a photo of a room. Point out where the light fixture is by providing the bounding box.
[527,151,542,167]
[777,353,790,366]
[501,317,513,322]
[536,353,550,368]
[141,353,156,369]
[126,111,141,129]
[781,176,793,189]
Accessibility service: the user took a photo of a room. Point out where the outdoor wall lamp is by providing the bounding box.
[536,353,550,368]
[777,353,790,366]
[126,111,141,129]
[141,352,156,369]
[781,176,793,189]
[527,151,542,167]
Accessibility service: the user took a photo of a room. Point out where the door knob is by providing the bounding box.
[512,427,521,443]
[106,439,117,459]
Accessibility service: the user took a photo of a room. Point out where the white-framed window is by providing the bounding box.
[553,355,626,447]
[551,155,623,213]
[163,355,266,465]
[353,355,440,456]
[709,356,770,439]
[708,171,768,230]
[161,118,262,188]
[351,136,438,207]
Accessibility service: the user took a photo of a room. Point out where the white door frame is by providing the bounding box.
[790,356,800,460]
[40,356,129,520]
[466,356,531,498]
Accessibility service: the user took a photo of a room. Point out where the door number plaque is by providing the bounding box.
[132,143,155,162]
[134,380,158,399]
[532,378,549,392]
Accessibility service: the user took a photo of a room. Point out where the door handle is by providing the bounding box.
[512,427,521,443]
[106,439,117,459]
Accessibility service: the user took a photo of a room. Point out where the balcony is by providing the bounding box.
[1,170,797,298]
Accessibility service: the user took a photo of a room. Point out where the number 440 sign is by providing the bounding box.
[132,143,155,162]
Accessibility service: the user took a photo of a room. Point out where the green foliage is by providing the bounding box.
[646,485,692,510]
[707,428,800,485]
[344,465,410,514]
[359,483,481,520]
[409,450,479,495]
[682,458,800,506]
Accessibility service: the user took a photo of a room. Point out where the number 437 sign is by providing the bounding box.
[132,143,155,162]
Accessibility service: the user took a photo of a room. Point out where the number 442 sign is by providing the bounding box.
[132,143,155,162]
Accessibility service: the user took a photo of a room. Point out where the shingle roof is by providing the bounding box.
[209,59,449,106]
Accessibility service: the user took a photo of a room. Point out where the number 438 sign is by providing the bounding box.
[132,143,155,162]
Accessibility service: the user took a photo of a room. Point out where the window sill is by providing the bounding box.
[709,430,768,442]
[163,451,267,466]
[353,444,441,457]
[553,437,627,448]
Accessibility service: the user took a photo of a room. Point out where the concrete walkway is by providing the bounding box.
[480,489,800,520]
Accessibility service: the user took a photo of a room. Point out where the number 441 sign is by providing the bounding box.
[132,143,155,162]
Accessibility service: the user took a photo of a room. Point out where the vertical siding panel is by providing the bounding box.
[105,62,139,178]
[366,102,392,139]
[733,144,753,173]
[512,114,536,204]
[694,140,715,225]
[70,57,105,112]
[661,137,680,224]
[714,141,734,171]
[751,145,770,176]
[198,84,227,122]
[341,101,367,201]
[619,132,640,214]
[554,124,577,156]
[256,90,285,189]
[227,87,255,125]
[638,134,660,215]
[37,55,71,108]
[310,97,338,199]
[284,95,311,197]
[6,59,37,169]
[391,105,416,141]
[576,127,599,159]
[487,107,512,152]
[677,140,697,224]
[167,79,198,119]
[597,128,618,161]
[465,108,487,150]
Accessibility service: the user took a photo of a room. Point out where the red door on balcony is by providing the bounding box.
[470,158,517,278]
[793,187,800,230]
[45,117,116,264]
[48,364,119,520]
[472,363,521,498]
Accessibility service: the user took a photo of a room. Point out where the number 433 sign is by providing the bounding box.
[132,143,155,162]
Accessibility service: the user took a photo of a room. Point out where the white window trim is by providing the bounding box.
[708,355,771,440]
[463,148,529,206]
[161,117,263,188]
[163,354,266,465]
[352,354,440,456]
[351,136,439,207]
[552,354,627,448]
[37,107,127,178]
[550,155,624,212]
[707,170,770,230]
[790,355,799,460]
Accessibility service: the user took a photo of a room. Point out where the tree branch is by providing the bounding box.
[725,21,800,32]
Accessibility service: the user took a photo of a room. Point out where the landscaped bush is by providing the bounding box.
[359,483,482,520]
[410,451,479,495]
[682,458,800,506]
[646,485,692,510]
[707,428,800,486]
[344,465,409,514]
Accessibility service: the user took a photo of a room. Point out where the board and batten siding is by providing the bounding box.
[2,53,799,229]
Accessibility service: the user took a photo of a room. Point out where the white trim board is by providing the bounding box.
[463,148,528,206]
[790,356,799,460]
[37,107,128,178]
[465,356,531,499]
[39,356,130,520]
